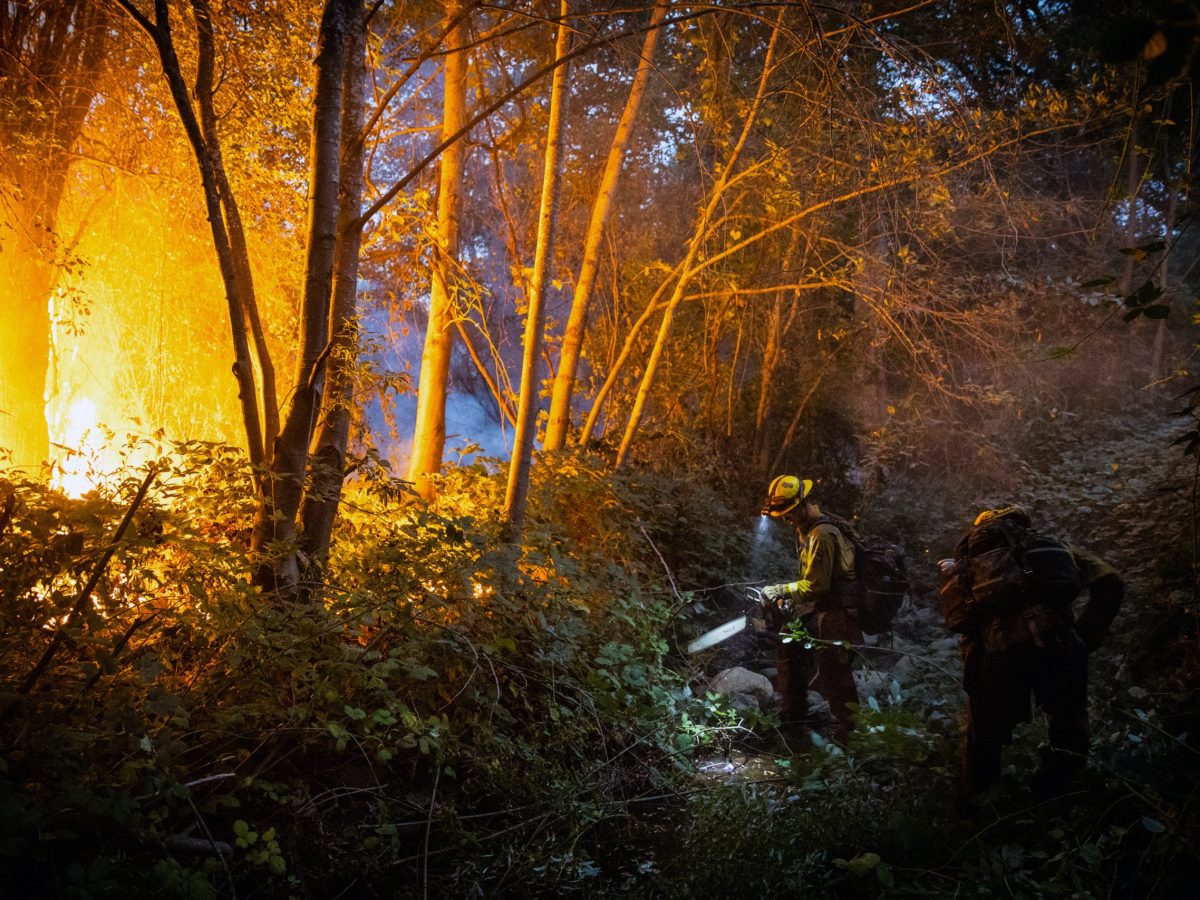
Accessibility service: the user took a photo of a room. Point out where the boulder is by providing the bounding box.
[709,666,775,704]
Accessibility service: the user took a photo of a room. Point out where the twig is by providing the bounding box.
[186,792,238,899]
[639,522,682,604]
[387,812,556,870]
[19,467,158,696]
[79,612,161,696]
[846,642,964,685]
[422,765,439,900]
[947,791,1089,861]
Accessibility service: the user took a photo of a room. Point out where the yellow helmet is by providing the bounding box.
[762,475,813,517]
[973,505,1030,528]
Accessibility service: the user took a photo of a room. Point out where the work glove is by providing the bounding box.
[762,583,790,605]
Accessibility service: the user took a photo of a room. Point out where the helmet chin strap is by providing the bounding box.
[786,501,818,527]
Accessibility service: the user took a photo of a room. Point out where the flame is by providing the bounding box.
[2,164,289,484]
[52,397,105,497]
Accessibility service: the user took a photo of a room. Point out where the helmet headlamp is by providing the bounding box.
[762,475,813,518]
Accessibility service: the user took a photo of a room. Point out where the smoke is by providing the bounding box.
[749,514,773,575]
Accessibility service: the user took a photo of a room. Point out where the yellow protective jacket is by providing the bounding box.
[782,511,856,615]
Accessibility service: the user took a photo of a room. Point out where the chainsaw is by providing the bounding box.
[685,587,768,654]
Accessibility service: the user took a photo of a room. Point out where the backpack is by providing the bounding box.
[939,510,1083,635]
[816,515,911,636]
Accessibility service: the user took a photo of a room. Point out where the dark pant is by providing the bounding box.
[776,607,861,742]
[961,628,1089,796]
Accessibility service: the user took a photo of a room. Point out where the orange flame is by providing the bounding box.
[51,396,105,497]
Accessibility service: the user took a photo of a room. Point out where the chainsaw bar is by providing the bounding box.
[686,615,749,653]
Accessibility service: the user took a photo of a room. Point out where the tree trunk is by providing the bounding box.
[299,2,368,575]
[0,236,53,469]
[543,0,667,451]
[117,0,267,467]
[190,0,279,451]
[0,0,108,469]
[614,11,782,469]
[407,1,470,500]
[754,291,785,472]
[767,343,844,477]
[503,0,572,543]
[754,232,806,474]
[252,0,356,595]
[1119,116,1141,297]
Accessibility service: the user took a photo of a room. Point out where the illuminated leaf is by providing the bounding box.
[843,852,882,877]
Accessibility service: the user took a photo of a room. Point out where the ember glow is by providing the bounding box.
[5,171,274,492]
[50,396,103,497]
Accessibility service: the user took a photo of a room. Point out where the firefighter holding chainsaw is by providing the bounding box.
[761,475,862,744]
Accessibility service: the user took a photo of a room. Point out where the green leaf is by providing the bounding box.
[1119,241,1165,260]
[876,864,895,888]
[1124,280,1163,308]
[845,852,882,877]
[1080,277,1115,288]
[402,660,438,681]
[1143,304,1170,319]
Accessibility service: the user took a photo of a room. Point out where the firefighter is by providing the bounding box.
[949,507,1125,808]
[761,475,862,744]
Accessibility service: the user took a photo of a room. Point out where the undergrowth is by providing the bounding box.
[0,424,1197,898]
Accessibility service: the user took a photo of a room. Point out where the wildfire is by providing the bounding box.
[51,396,106,497]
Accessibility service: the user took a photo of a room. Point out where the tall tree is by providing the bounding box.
[407,0,470,500]
[613,9,783,469]
[542,0,668,451]
[298,0,369,575]
[111,0,276,469]
[250,0,357,592]
[117,0,365,596]
[503,0,571,541]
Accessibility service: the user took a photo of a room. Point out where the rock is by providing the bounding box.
[709,666,775,704]
[807,690,831,720]
[728,692,761,713]
[929,636,960,655]
[856,669,892,698]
